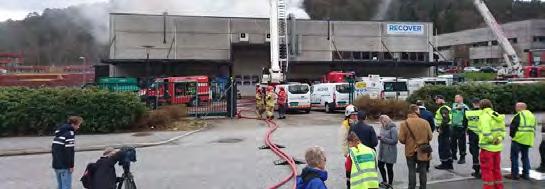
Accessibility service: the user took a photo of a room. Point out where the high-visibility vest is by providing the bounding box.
[513,110,536,147]
[435,105,452,125]
[478,108,506,152]
[349,144,379,189]
[451,103,468,127]
[465,109,482,132]
[265,93,275,107]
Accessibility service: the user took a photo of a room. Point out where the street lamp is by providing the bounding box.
[79,56,86,86]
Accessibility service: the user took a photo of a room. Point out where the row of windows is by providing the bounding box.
[472,58,501,65]
[534,36,545,42]
[439,38,518,50]
[332,51,428,62]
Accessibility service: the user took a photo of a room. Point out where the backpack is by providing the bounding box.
[81,163,97,189]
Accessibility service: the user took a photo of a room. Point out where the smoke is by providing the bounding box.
[371,0,393,21]
[76,0,309,44]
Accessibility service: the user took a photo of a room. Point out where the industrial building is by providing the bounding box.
[102,13,447,94]
[436,19,545,66]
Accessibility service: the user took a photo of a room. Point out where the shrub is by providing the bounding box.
[135,105,187,129]
[0,87,147,136]
[354,95,409,120]
[407,83,545,114]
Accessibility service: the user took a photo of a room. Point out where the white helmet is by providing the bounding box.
[344,104,355,117]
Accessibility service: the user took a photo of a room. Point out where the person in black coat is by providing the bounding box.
[416,101,436,132]
[91,148,124,189]
[349,111,378,150]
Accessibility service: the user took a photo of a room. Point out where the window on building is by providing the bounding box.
[508,38,518,44]
[341,51,353,60]
[437,46,451,51]
[473,41,488,47]
[534,36,545,42]
[383,52,393,60]
[353,52,362,60]
[371,52,379,61]
[491,41,498,46]
[409,52,417,61]
[333,52,342,60]
[362,52,371,60]
[401,52,409,60]
[417,52,426,61]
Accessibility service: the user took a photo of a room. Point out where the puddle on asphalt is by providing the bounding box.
[214,138,244,144]
[132,132,153,137]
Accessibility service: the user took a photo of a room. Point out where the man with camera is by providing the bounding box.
[83,147,137,189]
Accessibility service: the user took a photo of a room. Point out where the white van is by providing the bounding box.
[310,83,351,113]
[355,75,384,99]
[407,77,448,95]
[381,77,409,100]
[275,83,311,113]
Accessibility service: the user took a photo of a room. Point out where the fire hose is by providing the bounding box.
[237,110,297,189]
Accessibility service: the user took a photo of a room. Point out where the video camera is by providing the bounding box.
[118,146,137,172]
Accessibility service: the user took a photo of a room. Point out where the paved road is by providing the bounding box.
[0,110,543,188]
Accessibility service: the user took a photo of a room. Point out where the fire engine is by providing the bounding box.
[145,75,211,107]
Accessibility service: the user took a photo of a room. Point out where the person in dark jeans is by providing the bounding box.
[349,111,378,150]
[505,102,536,180]
[52,116,83,189]
[399,105,433,189]
[435,95,453,170]
[537,126,545,173]
[451,95,469,164]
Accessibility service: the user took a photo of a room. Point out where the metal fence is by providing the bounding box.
[145,80,237,118]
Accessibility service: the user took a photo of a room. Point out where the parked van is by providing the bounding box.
[381,77,409,100]
[276,83,311,113]
[355,75,384,99]
[407,77,448,95]
[311,83,351,113]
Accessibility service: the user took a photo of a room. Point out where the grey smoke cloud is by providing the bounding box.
[76,0,309,44]
[371,0,392,20]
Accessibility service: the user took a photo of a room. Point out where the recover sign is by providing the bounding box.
[386,24,424,35]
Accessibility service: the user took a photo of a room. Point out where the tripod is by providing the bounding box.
[117,165,136,189]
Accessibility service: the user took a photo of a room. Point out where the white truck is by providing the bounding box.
[354,75,384,99]
[381,77,409,100]
[407,77,449,95]
[276,83,311,113]
[310,83,351,113]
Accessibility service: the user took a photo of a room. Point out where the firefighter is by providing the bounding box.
[478,99,506,189]
[265,86,276,119]
[451,95,469,164]
[505,102,536,180]
[277,87,287,119]
[465,98,482,178]
[434,95,453,170]
[256,87,265,119]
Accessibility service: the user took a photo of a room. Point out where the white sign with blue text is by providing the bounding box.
[386,24,424,35]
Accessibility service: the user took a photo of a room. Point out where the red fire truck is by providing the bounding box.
[145,75,211,107]
[320,71,355,83]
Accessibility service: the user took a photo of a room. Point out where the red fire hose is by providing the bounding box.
[237,110,297,189]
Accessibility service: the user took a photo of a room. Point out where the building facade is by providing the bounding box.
[104,13,444,92]
[435,19,545,67]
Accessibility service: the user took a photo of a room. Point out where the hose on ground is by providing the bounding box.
[237,110,297,189]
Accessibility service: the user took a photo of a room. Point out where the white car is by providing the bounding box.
[464,67,480,72]
[311,83,351,113]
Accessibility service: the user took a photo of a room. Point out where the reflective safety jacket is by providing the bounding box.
[435,105,452,126]
[265,92,276,107]
[349,144,379,189]
[478,108,506,152]
[512,110,536,147]
[465,109,482,133]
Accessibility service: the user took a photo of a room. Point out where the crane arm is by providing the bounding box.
[473,0,523,77]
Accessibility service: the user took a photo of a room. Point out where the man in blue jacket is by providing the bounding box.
[350,111,378,150]
[52,116,83,189]
[296,146,328,189]
[417,100,436,132]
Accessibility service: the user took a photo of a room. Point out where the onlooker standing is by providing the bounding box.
[296,146,328,189]
[349,111,378,150]
[399,105,433,189]
[451,95,469,164]
[505,102,536,180]
[91,148,124,189]
[478,99,506,189]
[537,125,545,173]
[377,115,398,189]
[347,132,379,189]
[52,116,83,189]
[341,105,357,189]
[277,87,288,119]
[465,98,483,178]
[434,95,453,170]
[416,101,436,132]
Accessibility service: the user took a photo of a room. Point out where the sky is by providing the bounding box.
[0,0,309,22]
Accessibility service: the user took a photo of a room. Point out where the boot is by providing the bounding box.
[458,155,466,164]
[504,174,520,180]
[435,162,453,170]
[453,155,458,161]
[471,165,481,178]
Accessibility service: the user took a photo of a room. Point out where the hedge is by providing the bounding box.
[0,87,147,136]
[354,95,409,120]
[407,83,545,114]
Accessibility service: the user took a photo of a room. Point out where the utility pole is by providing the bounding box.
[79,56,86,86]
[142,45,155,84]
